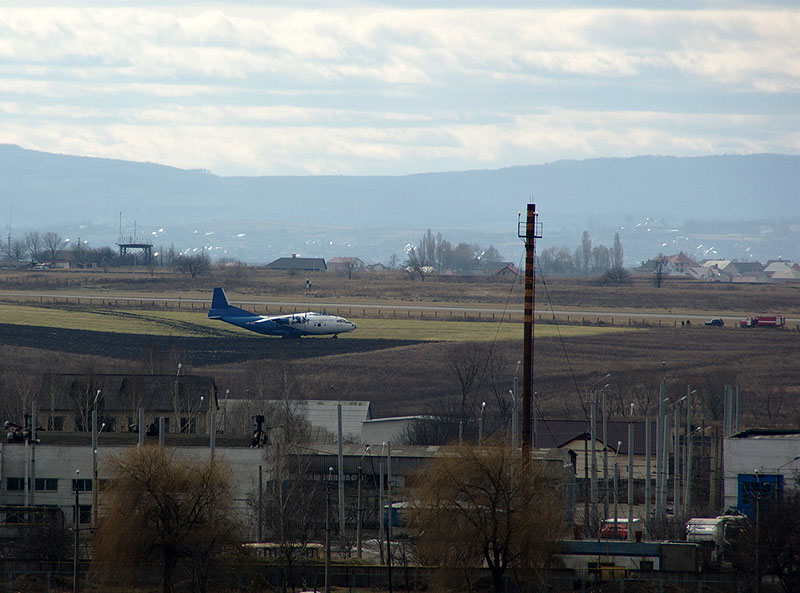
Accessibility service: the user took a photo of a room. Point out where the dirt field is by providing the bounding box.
[0,267,798,432]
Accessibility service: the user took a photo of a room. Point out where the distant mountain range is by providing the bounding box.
[1,144,798,265]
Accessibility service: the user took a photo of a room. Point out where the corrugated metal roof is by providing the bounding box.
[267,399,371,442]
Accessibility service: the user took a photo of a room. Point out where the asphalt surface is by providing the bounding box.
[0,323,423,366]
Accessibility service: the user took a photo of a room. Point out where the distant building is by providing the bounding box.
[664,252,701,276]
[764,260,800,281]
[327,257,365,276]
[265,254,327,272]
[725,261,764,277]
[724,429,800,515]
[493,263,519,279]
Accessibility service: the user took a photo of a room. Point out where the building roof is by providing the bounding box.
[328,257,364,265]
[265,256,327,271]
[701,259,731,269]
[727,261,764,274]
[534,419,652,455]
[729,428,800,439]
[267,399,372,442]
[667,252,700,266]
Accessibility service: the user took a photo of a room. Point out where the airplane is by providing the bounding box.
[208,287,357,338]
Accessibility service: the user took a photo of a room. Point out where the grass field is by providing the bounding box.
[0,303,634,341]
[1,268,798,427]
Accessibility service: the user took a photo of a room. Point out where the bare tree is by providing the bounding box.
[70,237,89,267]
[254,441,322,593]
[403,246,426,281]
[41,231,64,265]
[611,232,624,270]
[6,237,25,262]
[94,446,240,593]
[411,440,564,593]
[449,343,486,420]
[24,230,41,263]
[175,252,211,278]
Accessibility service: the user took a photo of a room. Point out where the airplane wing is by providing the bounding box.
[253,313,309,325]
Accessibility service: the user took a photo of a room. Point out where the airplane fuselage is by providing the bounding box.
[208,288,356,338]
[224,311,356,337]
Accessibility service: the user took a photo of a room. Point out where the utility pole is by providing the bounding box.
[337,404,345,546]
[628,404,634,541]
[73,474,80,593]
[518,203,541,461]
[325,467,333,593]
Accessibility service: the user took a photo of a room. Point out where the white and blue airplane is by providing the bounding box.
[208,287,356,338]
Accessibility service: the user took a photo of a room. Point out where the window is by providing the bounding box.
[78,504,91,525]
[72,479,92,492]
[6,478,25,491]
[34,478,58,491]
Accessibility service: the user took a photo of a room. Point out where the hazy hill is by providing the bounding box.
[1,144,798,264]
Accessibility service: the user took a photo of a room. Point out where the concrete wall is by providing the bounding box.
[723,434,800,510]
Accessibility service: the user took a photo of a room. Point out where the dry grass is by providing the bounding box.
[0,303,635,342]
[1,267,798,428]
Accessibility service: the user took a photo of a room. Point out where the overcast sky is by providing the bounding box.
[1,1,798,176]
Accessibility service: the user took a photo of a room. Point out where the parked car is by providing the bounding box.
[705,318,724,326]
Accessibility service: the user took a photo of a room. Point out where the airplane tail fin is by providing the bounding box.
[209,287,254,319]
[211,287,230,310]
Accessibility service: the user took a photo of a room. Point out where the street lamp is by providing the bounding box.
[776,454,800,471]
[325,466,334,593]
[357,444,370,558]
[754,469,761,593]
[73,469,80,593]
[613,440,622,538]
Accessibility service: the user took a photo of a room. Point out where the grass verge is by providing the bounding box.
[0,303,635,342]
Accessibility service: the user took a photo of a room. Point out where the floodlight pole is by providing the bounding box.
[518,203,541,461]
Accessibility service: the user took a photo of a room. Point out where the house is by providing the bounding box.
[327,257,366,276]
[664,252,701,276]
[723,429,800,515]
[536,419,654,481]
[35,373,217,435]
[764,260,800,281]
[492,263,519,279]
[265,254,327,272]
[635,252,704,278]
[725,261,764,277]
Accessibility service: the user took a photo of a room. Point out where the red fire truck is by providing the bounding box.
[739,315,786,328]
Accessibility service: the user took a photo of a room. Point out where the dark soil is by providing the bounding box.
[0,323,423,366]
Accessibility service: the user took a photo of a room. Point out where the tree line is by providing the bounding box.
[3,230,213,277]
[403,229,503,279]
[538,230,625,277]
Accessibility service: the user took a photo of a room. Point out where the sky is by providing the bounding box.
[1,1,798,177]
